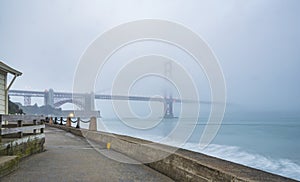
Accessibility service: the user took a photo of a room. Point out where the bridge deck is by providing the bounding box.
[2,127,173,182]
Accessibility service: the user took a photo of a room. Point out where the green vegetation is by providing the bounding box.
[8,96,63,115]
[20,104,63,116]
[8,96,24,114]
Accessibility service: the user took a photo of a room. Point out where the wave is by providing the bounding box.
[91,120,300,180]
[102,131,300,180]
[182,143,300,181]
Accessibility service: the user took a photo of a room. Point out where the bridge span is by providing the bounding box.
[8,89,199,118]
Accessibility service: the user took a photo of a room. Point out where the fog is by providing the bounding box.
[1,0,300,114]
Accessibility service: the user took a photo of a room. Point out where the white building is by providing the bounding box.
[0,61,22,114]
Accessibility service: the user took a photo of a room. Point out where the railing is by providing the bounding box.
[0,115,45,142]
[47,116,97,131]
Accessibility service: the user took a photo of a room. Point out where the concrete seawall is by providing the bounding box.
[48,124,296,182]
[0,134,45,177]
[0,134,45,158]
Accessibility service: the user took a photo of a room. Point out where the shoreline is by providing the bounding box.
[47,123,297,181]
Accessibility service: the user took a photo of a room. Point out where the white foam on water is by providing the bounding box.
[182,143,300,181]
[93,119,300,180]
[115,133,300,181]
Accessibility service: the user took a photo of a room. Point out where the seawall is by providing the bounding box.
[47,124,296,182]
[0,134,45,177]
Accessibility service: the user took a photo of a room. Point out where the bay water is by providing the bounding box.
[78,111,300,180]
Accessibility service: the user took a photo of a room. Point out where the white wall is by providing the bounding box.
[0,71,6,114]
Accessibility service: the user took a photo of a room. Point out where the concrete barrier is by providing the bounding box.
[0,134,45,158]
[0,156,19,178]
[66,117,71,127]
[47,124,296,182]
[88,117,97,131]
[49,117,53,125]
[0,134,45,178]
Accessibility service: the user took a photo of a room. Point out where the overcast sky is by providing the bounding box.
[1,0,299,112]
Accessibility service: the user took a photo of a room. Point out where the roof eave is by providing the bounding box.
[0,61,22,76]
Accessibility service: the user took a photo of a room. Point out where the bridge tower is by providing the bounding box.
[44,89,54,107]
[164,98,174,118]
[84,92,95,111]
[164,61,174,118]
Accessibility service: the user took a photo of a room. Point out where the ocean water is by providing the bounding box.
[78,111,300,180]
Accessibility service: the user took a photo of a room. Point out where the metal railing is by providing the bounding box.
[47,116,97,131]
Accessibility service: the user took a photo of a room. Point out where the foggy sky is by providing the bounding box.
[1,0,300,112]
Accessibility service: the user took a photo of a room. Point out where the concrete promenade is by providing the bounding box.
[2,126,173,182]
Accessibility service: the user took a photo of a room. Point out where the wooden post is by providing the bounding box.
[17,120,23,138]
[40,118,45,124]
[0,115,2,142]
[17,120,22,127]
[66,117,71,127]
[33,119,37,134]
[41,117,45,133]
[60,117,63,125]
[89,116,97,131]
[76,117,80,128]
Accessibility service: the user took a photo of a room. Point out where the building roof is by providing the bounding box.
[0,61,22,76]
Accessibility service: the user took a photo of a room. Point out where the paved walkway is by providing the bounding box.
[2,127,173,182]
